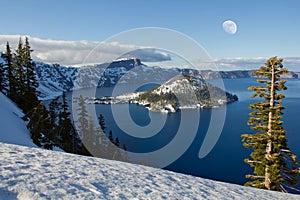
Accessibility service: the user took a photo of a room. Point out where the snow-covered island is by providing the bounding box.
[90,74,238,113]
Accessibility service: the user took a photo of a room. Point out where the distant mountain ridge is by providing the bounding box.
[1,54,299,99]
[200,69,300,79]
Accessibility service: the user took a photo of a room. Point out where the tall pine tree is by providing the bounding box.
[242,56,299,192]
[23,37,39,111]
[27,101,53,149]
[3,42,14,98]
[11,38,26,110]
[49,96,62,128]
[57,92,79,153]
[0,54,8,94]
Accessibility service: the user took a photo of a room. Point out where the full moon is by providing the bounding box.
[222,20,237,34]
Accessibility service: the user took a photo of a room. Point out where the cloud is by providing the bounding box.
[0,35,171,66]
[119,48,171,62]
[1,35,299,71]
[194,57,300,71]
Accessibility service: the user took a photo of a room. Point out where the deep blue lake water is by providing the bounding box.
[76,78,300,192]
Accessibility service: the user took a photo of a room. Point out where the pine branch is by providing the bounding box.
[246,175,265,179]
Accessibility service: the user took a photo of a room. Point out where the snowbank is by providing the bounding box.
[0,142,299,199]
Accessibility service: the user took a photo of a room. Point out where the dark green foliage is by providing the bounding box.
[139,91,179,108]
[75,97,128,159]
[48,97,62,127]
[11,38,26,110]
[242,57,299,192]
[3,39,49,149]
[56,92,79,153]
[22,37,39,112]
[115,137,120,147]
[48,93,88,155]
[4,38,39,114]
[27,102,53,149]
[108,130,114,144]
[0,61,7,94]
[3,42,15,98]
[2,39,92,156]
[0,51,9,94]
[98,114,106,133]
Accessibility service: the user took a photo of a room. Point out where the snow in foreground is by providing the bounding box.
[0,143,299,200]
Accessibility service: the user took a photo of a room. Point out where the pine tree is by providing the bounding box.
[10,38,27,111]
[242,56,299,192]
[108,130,114,144]
[22,37,39,111]
[98,114,106,133]
[115,137,120,147]
[49,96,62,127]
[76,95,89,149]
[95,114,110,158]
[27,101,53,149]
[3,42,14,98]
[0,54,8,94]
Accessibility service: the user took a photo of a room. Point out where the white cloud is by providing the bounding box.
[0,35,170,66]
[1,35,299,71]
[194,57,300,71]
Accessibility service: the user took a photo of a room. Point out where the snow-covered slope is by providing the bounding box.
[0,93,37,147]
[0,142,299,200]
[34,62,77,100]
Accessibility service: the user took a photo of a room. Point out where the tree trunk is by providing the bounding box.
[265,63,275,190]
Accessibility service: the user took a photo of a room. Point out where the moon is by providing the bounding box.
[222,20,237,34]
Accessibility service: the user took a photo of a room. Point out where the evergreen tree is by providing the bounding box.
[0,55,7,94]
[27,102,53,149]
[12,38,26,108]
[76,95,90,154]
[6,37,39,114]
[98,114,106,133]
[48,96,62,127]
[48,94,87,155]
[97,114,129,161]
[77,95,88,137]
[242,56,299,192]
[22,37,39,111]
[115,137,120,147]
[3,42,14,98]
[95,114,110,158]
[108,130,114,144]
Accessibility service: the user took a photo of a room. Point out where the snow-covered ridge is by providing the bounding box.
[34,58,180,99]
[1,55,180,100]
[0,142,299,199]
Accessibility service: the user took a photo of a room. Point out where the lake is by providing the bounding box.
[74,78,300,192]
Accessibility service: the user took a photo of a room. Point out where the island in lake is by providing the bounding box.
[90,72,238,113]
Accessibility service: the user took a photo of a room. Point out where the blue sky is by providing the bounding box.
[1,0,300,70]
